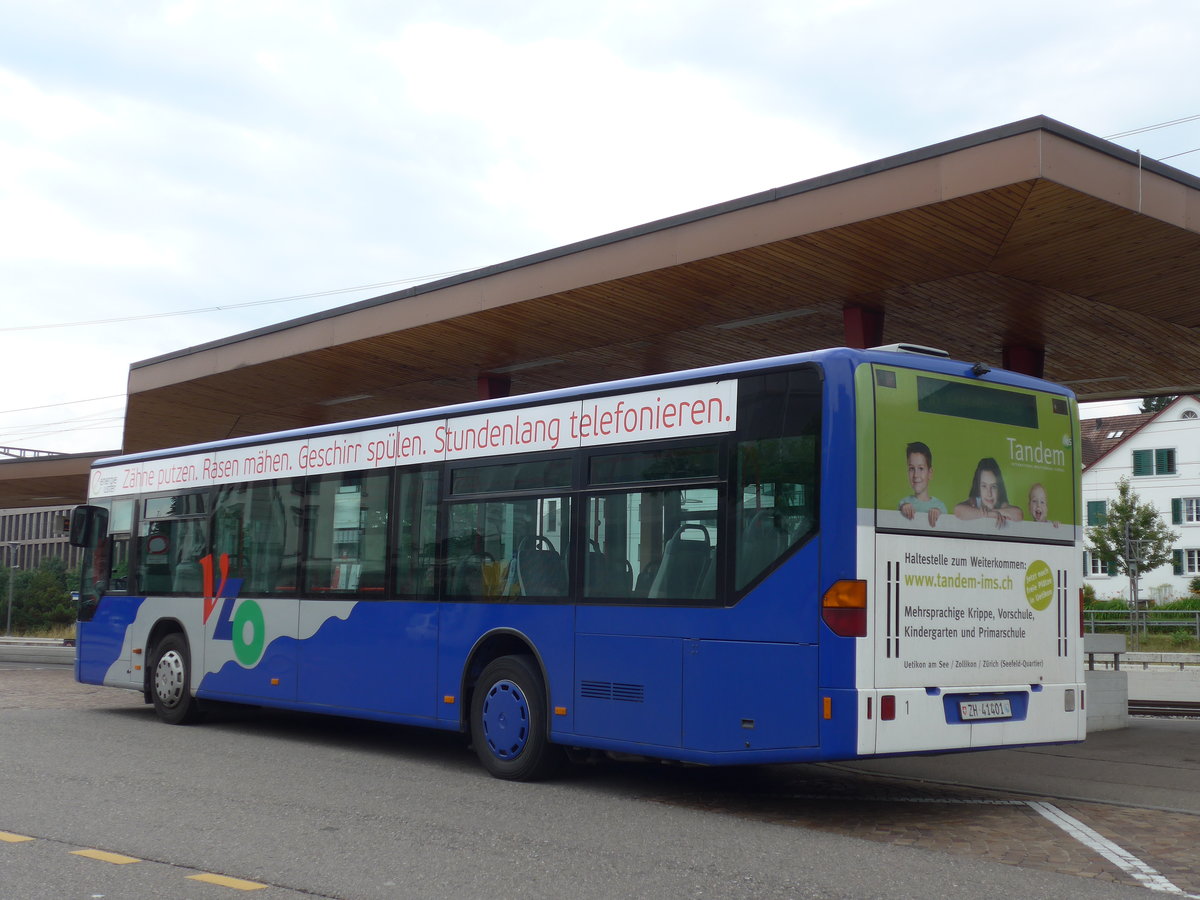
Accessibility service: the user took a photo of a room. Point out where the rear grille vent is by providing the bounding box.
[580,680,645,703]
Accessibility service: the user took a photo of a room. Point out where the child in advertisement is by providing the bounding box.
[1027,482,1060,527]
[898,441,946,527]
[954,457,1024,527]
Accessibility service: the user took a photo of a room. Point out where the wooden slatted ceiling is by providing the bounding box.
[993,181,1200,322]
[118,176,1200,453]
[0,454,108,507]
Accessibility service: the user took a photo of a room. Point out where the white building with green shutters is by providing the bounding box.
[1081,395,1200,603]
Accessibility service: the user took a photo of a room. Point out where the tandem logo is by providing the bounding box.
[1006,437,1066,468]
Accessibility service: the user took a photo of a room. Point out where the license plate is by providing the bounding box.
[959,699,1012,721]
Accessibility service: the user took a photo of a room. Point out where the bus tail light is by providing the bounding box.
[822,580,867,637]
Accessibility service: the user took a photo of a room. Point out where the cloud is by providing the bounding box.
[378,22,866,244]
[0,0,1196,455]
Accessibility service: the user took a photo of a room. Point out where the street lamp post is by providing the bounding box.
[4,543,18,637]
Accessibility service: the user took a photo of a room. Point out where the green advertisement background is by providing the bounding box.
[870,366,1078,529]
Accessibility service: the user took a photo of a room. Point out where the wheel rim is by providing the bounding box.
[154,649,186,709]
[480,679,529,760]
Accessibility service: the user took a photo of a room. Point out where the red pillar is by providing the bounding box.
[477,373,512,400]
[843,305,885,349]
[1001,344,1045,378]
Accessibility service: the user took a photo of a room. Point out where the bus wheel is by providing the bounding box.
[470,655,562,781]
[150,633,202,725]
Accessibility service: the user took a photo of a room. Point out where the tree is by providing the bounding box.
[3,557,74,634]
[1086,477,1178,602]
[1139,395,1177,413]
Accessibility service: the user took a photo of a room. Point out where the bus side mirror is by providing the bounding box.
[69,505,109,548]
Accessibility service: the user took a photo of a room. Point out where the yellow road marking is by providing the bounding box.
[71,848,141,864]
[0,831,34,843]
[187,872,268,891]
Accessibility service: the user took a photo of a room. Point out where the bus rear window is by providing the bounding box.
[916,376,1038,429]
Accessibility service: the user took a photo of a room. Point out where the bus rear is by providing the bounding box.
[853,354,1085,756]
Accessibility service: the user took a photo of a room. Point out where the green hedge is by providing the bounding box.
[0,558,75,634]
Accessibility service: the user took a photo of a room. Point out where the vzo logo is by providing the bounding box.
[200,554,264,667]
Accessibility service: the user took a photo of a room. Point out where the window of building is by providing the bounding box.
[1105,430,1124,439]
[1182,410,1198,420]
[1171,498,1200,525]
[1173,549,1200,575]
[1132,447,1176,476]
[1084,552,1114,576]
[1086,500,1107,526]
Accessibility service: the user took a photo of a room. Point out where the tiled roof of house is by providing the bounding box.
[1080,395,1200,470]
[1080,412,1153,469]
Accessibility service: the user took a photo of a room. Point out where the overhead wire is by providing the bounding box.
[0,266,474,441]
[4,422,127,445]
[0,267,476,333]
[1103,113,1200,140]
[0,394,126,415]
[0,411,126,434]
[1099,114,1200,166]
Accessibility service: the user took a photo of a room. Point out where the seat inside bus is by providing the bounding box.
[506,535,567,597]
[648,523,713,600]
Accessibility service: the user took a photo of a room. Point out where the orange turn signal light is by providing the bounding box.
[822,579,867,637]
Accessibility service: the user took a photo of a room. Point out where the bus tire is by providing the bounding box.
[470,655,562,781]
[150,633,202,725]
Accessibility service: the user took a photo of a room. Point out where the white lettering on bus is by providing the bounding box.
[1006,437,1066,467]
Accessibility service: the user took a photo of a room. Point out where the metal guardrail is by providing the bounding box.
[1121,652,1200,670]
[1129,699,1200,718]
[0,638,75,666]
[1084,610,1200,639]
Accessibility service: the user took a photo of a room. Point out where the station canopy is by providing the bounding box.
[4,116,1200,508]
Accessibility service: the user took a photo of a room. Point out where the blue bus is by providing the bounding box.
[70,346,1086,779]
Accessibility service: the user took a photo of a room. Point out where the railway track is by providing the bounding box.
[1128,699,1200,718]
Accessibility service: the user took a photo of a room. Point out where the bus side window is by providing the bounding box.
[213,478,302,595]
[586,487,719,603]
[445,496,572,600]
[106,499,133,592]
[394,469,439,597]
[734,369,821,591]
[138,492,211,596]
[302,472,390,596]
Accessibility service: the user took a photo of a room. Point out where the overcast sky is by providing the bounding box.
[2,0,1196,454]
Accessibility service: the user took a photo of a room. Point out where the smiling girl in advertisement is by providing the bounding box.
[953,457,1024,527]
